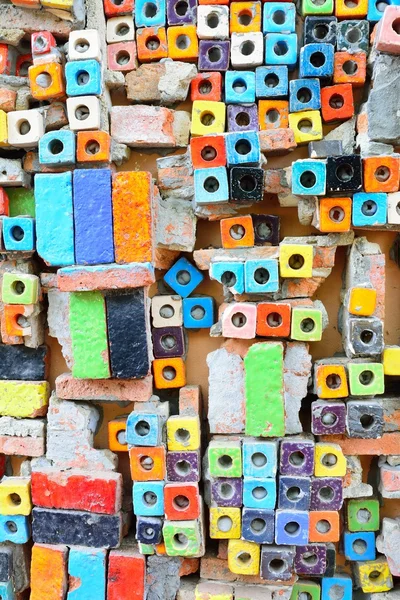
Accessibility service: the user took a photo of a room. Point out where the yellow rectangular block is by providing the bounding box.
[30,544,68,600]
[0,380,49,418]
[314,442,346,477]
[166,415,200,451]
[288,110,323,145]
[355,558,393,593]
[191,101,226,137]
[348,287,377,316]
[279,243,313,278]
[227,539,260,575]
[195,582,234,600]
[383,346,400,376]
[0,110,8,147]
[40,0,73,9]
[210,507,241,540]
[0,477,32,515]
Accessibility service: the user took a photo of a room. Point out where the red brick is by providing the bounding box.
[31,469,122,514]
[107,548,145,600]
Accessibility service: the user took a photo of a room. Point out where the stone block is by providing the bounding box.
[0,380,49,418]
[207,346,245,434]
[32,508,122,548]
[106,289,151,379]
[111,105,190,147]
[55,372,153,402]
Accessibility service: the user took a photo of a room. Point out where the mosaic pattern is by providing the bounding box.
[0,0,400,597]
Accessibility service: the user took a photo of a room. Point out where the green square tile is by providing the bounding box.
[347,498,380,532]
[7,188,35,218]
[348,363,384,396]
[302,0,334,15]
[163,520,202,556]
[291,307,323,341]
[138,543,155,555]
[208,442,242,478]
[291,581,321,600]
[1,272,39,305]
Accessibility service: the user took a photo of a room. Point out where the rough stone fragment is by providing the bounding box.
[126,61,197,105]
[157,150,194,201]
[47,289,72,369]
[367,53,400,144]
[179,385,202,417]
[0,416,45,456]
[376,518,400,576]
[0,158,30,188]
[57,263,155,292]
[46,395,117,471]
[2,542,29,592]
[0,89,16,112]
[110,141,131,168]
[207,346,245,434]
[159,61,197,104]
[44,102,68,131]
[146,555,181,600]
[111,105,190,147]
[2,5,84,35]
[379,458,400,498]
[154,192,197,253]
[343,456,373,498]
[320,433,400,455]
[55,372,153,402]
[324,116,356,154]
[284,342,312,435]
[259,129,297,155]
[0,28,25,46]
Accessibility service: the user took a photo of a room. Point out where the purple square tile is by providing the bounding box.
[210,477,243,507]
[166,451,200,482]
[252,214,280,245]
[167,0,197,25]
[199,40,230,71]
[280,439,315,476]
[310,477,343,511]
[227,104,259,132]
[152,326,185,359]
[311,401,346,435]
[295,544,327,575]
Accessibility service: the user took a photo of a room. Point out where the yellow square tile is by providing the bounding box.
[166,415,200,451]
[348,287,377,316]
[0,110,8,147]
[288,110,323,145]
[279,243,313,278]
[315,443,346,477]
[191,101,226,136]
[0,477,32,515]
[383,346,400,376]
[210,507,241,539]
[228,539,260,575]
